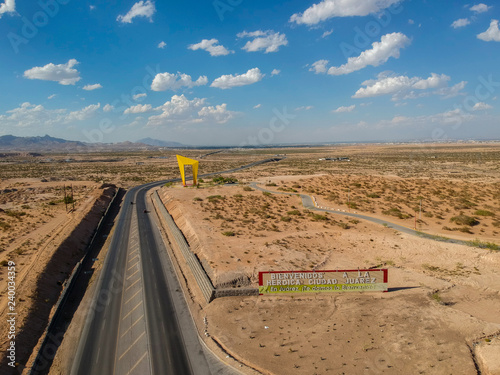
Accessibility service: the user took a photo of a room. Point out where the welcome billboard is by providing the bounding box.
[259,269,388,294]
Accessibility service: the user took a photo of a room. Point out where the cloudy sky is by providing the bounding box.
[0,0,499,146]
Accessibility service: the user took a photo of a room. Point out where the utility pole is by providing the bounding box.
[347,175,350,212]
[63,185,68,212]
[71,184,75,211]
[419,199,422,220]
[348,187,350,211]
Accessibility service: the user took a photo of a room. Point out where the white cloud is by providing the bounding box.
[290,0,401,25]
[147,94,235,126]
[321,29,333,38]
[198,104,235,123]
[148,95,205,126]
[353,72,462,100]
[354,74,414,98]
[430,108,473,125]
[0,102,104,129]
[103,104,114,112]
[434,81,467,99]
[325,33,410,75]
[354,108,476,132]
[151,72,208,91]
[124,104,153,114]
[237,30,288,53]
[65,103,100,122]
[83,83,102,91]
[333,105,355,113]
[24,59,81,85]
[253,104,262,109]
[295,106,314,111]
[89,5,95,10]
[0,0,15,18]
[470,3,491,13]
[117,0,155,23]
[473,102,493,110]
[133,93,147,100]
[188,39,233,56]
[48,94,56,100]
[127,116,145,128]
[211,68,264,89]
[412,73,450,90]
[391,115,408,123]
[451,18,470,28]
[408,19,415,25]
[158,41,167,49]
[271,69,281,76]
[477,19,500,42]
[0,102,65,128]
[309,59,329,74]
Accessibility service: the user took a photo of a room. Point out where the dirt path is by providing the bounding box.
[157,177,500,375]
[250,182,471,247]
[0,196,95,316]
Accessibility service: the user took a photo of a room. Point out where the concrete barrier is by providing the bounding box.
[153,191,261,302]
[153,191,215,303]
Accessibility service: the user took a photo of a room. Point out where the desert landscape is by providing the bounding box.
[154,143,500,375]
[0,142,499,374]
[3,2,500,373]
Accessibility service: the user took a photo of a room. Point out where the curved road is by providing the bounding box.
[72,180,197,375]
[250,182,468,246]
[71,159,283,375]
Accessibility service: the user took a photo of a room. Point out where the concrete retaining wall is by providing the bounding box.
[153,190,215,303]
[153,190,259,303]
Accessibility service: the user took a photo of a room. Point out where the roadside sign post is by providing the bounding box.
[259,269,388,295]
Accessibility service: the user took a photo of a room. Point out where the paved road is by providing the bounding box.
[71,159,282,375]
[71,181,193,375]
[250,182,467,246]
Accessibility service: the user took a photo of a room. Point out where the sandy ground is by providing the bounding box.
[260,174,499,242]
[0,178,116,372]
[0,143,498,373]
[158,171,500,374]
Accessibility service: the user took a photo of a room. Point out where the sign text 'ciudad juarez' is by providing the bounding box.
[259,269,388,294]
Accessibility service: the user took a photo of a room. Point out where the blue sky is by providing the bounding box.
[0,0,499,146]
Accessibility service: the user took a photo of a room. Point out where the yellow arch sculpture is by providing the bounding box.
[176,155,199,186]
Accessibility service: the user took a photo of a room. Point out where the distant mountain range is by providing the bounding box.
[0,135,186,151]
[137,137,185,147]
[0,135,86,150]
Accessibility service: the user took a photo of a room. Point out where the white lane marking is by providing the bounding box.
[120,314,145,338]
[127,262,139,272]
[125,277,141,292]
[122,301,142,320]
[118,331,146,361]
[124,289,141,305]
[126,351,148,375]
[126,269,139,280]
[101,318,107,333]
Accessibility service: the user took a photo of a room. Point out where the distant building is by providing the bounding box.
[319,157,351,161]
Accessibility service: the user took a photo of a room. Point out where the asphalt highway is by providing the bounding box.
[71,158,283,375]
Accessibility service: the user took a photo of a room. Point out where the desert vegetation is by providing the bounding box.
[260,174,499,240]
